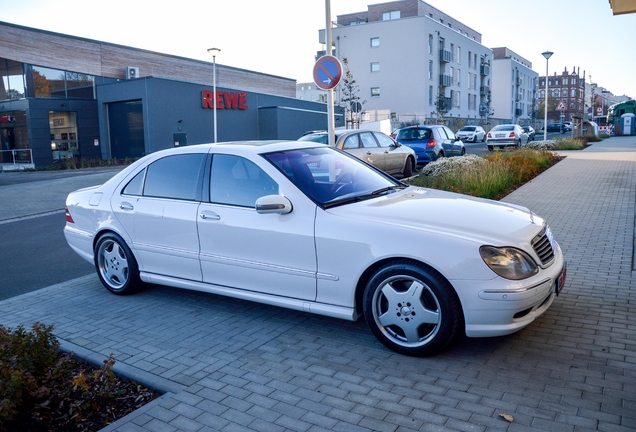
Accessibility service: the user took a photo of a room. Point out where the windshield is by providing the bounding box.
[264,146,403,207]
[298,133,329,144]
[460,127,476,131]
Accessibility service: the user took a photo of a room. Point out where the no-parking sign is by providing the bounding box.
[313,55,343,90]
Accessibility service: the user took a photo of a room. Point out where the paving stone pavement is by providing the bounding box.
[1,137,635,432]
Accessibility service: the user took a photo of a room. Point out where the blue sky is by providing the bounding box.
[3,0,635,97]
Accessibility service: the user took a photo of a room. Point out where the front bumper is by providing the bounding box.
[452,251,565,338]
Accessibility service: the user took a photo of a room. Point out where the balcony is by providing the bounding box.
[439,74,452,87]
[439,49,452,63]
[480,64,490,76]
[480,86,490,95]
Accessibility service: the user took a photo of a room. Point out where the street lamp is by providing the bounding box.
[541,51,553,141]
[207,47,221,143]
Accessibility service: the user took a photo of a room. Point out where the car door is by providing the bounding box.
[112,153,205,281]
[373,131,403,175]
[442,126,461,155]
[341,132,384,170]
[197,153,317,301]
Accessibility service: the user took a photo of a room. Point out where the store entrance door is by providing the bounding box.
[108,100,145,159]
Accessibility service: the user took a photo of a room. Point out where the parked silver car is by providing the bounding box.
[299,130,417,177]
[486,124,529,151]
[456,125,486,142]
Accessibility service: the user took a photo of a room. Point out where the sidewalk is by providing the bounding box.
[1,137,635,432]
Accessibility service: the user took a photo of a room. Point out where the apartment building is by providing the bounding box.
[324,0,493,125]
[491,47,538,125]
[538,66,586,124]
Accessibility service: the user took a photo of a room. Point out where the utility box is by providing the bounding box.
[620,113,635,135]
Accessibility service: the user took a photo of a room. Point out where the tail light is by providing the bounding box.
[487,133,492,139]
[426,139,436,148]
[65,206,74,223]
[510,132,516,137]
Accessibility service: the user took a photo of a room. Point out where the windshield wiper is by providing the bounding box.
[323,185,406,209]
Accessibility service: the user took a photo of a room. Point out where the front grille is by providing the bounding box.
[532,226,555,266]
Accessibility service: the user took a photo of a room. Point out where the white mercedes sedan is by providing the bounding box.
[64,141,566,356]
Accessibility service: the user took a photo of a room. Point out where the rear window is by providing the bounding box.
[397,128,432,140]
[493,125,514,131]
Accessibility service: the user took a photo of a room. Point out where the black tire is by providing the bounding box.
[460,147,466,156]
[487,145,493,151]
[362,261,462,356]
[94,232,141,295]
[402,157,413,178]
[437,151,445,159]
[481,135,486,142]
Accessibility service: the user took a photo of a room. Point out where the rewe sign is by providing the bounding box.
[202,90,248,110]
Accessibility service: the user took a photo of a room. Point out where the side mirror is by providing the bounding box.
[256,195,293,214]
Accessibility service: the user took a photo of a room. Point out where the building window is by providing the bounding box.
[428,60,433,80]
[428,34,433,54]
[563,78,568,85]
[468,51,472,68]
[548,78,552,86]
[371,87,380,97]
[456,46,461,64]
[49,111,79,160]
[555,78,559,85]
[571,89,576,97]
[382,11,400,20]
[371,62,380,72]
[0,58,26,100]
[429,86,433,105]
[370,37,380,47]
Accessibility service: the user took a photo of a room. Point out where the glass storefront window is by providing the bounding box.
[33,66,66,98]
[66,72,95,98]
[49,111,79,159]
[0,59,26,100]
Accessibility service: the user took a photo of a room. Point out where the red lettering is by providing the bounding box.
[225,92,239,109]
[202,90,248,110]
[202,90,214,108]
[216,91,225,109]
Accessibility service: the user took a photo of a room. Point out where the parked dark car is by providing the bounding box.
[546,124,568,133]
[394,125,465,166]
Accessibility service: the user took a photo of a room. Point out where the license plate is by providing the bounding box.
[555,263,567,295]
[496,133,505,138]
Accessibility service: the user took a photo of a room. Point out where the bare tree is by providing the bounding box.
[338,57,366,128]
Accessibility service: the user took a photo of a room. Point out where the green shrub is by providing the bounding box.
[552,137,587,150]
[407,149,559,200]
[0,323,60,424]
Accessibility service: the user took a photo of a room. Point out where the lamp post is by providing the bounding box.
[541,51,553,141]
[207,47,221,143]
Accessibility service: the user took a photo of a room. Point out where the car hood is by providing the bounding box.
[327,186,544,245]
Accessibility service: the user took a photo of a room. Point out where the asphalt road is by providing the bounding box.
[0,212,94,301]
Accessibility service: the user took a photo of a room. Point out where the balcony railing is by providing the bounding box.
[480,86,490,95]
[480,64,490,76]
[439,74,452,87]
[439,50,452,63]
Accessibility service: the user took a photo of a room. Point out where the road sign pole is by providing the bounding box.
[325,0,335,147]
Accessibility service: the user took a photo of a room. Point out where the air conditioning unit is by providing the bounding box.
[126,66,139,79]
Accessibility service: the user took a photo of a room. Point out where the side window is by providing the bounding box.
[374,132,395,148]
[342,134,360,149]
[359,132,378,148]
[122,169,146,196]
[443,127,456,140]
[142,154,205,201]
[210,154,279,208]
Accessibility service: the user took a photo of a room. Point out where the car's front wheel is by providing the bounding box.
[402,157,413,178]
[362,261,462,356]
[94,232,141,295]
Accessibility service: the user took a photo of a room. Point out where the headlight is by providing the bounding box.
[479,246,539,280]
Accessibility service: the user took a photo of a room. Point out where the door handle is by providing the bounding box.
[119,202,134,211]
[199,211,220,220]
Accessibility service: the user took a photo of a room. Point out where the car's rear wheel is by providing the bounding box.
[460,148,466,156]
[402,157,413,178]
[487,145,493,151]
[94,232,141,295]
[362,261,462,356]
